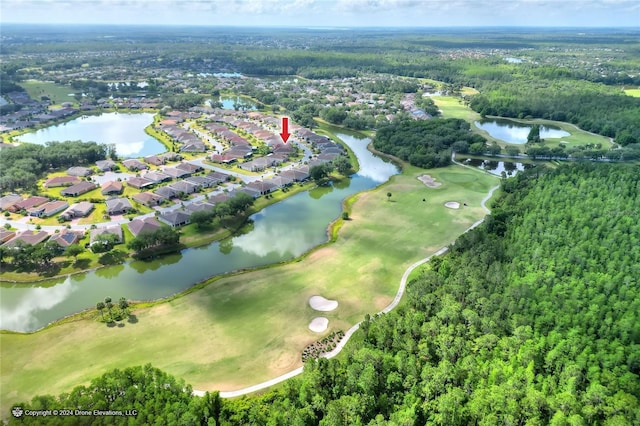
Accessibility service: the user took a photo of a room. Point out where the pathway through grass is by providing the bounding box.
[1,164,498,412]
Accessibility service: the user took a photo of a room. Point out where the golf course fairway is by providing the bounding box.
[0,163,499,412]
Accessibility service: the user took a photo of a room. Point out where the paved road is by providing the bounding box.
[0,182,240,233]
[191,180,500,398]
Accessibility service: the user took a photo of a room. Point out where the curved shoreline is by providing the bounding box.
[194,179,500,399]
[0,132,382,333]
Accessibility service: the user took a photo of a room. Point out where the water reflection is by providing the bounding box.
[15,113,166,158]
[337,134,398,182]
[308,184,334,199]
[461,158,526,177]
[475,119,570,145]
[0,131,398,332]
[233,223,313,258]
[0,276,75,331]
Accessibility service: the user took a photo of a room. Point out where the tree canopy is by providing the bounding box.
[16,163,639,425]
[0,141,106,192]
[373,118,486,168]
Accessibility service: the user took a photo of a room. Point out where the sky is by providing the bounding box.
[2,0,639,28]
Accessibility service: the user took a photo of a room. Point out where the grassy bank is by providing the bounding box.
[433,94,612,149]
[0,163,498,412]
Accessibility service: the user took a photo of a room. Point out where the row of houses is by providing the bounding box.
[206,120,255,163]
[152,162,313,227]
[1,215,167,251]
[156,120,206,152]
[0,91,78,132]
[0,195,70,218]
[130,170,231,208]
[156,189,247,227]
[296,128,345,162]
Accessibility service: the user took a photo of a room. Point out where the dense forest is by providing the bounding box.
[0,141,108,192]
[3,26,640,141]
[373,119,486,168]
[8,364,221,425]
[14,163,639,424]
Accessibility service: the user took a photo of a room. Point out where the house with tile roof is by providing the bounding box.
[128,217,162,237]
[126,177,154,190]
[0,194,22,211]
[101,181,123,196]
[28,200,69,217]
[105,198,134,215]
[4,230,50,247]
[66,166,93,177]
[11,196,49,212]
[132,192,164,207]
[96,160,117,171]
[122,159,148,171]
[43,176,80,188]
[60,181,97,197]
[154,186,178,199]
[60,201,94,220]
[90,225,123,245]
[158,210,191,227]
[49,229,84,247]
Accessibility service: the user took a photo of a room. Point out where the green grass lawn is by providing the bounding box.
[432,95,482,121]
[624,88,640,97]
[433,95,612,149]
[0,162,498,412]
[20,80,76,106]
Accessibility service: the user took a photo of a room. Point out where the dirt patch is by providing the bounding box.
[418,174,442,188]
[271,350,299,371]
[307,247,338,263]
[308,317,329,333]
[309,295,338,311]
[445,201,460,209]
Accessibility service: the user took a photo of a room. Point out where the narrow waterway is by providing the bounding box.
[0,133,398,332]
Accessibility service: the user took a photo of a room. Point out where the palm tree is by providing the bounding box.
[118,297,129,315]
[96,302,105,320]
[104,297,113,320]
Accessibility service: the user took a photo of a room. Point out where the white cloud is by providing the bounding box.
[1,0,638,26]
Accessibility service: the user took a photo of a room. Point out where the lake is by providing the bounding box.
[475,118,570,144]
[0,133,398,332]
[15,113,166,158]
[207,96,258,110]
[462,158,527,177]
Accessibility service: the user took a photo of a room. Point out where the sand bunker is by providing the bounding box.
[309,295,338,312]
[418,174,441,188]
[445,201,461,209]
[308,317,329,333]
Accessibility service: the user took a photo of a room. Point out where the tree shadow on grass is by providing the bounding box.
[98,250,128,266]
[73,258,91,270]
[39,263,63,277]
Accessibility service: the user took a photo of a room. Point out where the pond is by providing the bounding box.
[462,158,527,177]
[0,133,399,332]
[206,96,258,111]
[475,118,570,144]
[15,113,166,158]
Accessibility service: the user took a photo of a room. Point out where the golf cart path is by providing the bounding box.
[194,182,500,398]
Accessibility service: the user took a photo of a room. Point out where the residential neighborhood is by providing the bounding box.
[0,99,350,259]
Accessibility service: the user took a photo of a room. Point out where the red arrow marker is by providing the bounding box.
[279,117,290,144]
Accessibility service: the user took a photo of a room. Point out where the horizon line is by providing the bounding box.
[2,22,639,29]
